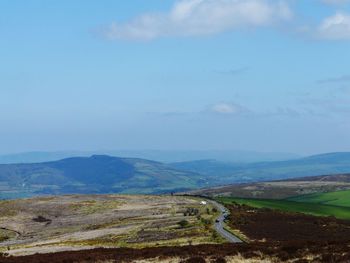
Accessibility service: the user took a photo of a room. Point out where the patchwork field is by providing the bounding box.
[217,196,350,220]
[0,195,222,256]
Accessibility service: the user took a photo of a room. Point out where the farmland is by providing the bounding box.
[216,195,350,220]
[288,189,350,207]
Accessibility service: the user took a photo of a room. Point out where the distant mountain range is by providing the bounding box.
[1,152,350,199]
[0,150,300,164]
[169,152,350,185]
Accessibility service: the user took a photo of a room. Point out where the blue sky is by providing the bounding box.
[1,0,350,155]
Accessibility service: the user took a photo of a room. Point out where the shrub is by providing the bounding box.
[178,219,189,228]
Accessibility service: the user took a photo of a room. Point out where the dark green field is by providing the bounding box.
[217,193,350,220]
[288,190,350,207]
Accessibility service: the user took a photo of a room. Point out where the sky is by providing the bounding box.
[1,0,350,155]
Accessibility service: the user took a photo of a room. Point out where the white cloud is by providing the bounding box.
[317,12,350,40]
[210,102,247,115]
[103,0,293,41]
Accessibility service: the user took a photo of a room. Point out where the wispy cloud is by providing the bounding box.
[101,0,292,41]
[316,12,350,40]
[209,102,250,115]
[318,74,350,84]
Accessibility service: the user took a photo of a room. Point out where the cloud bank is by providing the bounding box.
[103,0,292,40]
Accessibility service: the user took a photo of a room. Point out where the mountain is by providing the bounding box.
[169,152,350,185]
[0,155,206,199]
[0,150,301,164]
[2,152,350,200]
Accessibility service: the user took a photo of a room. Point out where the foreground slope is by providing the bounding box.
[2,203,350,262]
[0,195,222,256]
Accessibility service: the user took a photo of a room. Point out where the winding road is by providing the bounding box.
[209,200,243,243]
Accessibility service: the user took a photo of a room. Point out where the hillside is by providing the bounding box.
[2,152,350,199]
[0,195,221,256]
[191,173,350,199]
[171,152,350,184]
[0,155,206,198]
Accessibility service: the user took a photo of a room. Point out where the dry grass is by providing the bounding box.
[0,195,222,256]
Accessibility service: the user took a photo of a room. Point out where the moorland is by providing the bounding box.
[0,195,222,257]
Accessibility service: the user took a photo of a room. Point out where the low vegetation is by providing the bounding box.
[3,204,350,263]
[0,195,223,256]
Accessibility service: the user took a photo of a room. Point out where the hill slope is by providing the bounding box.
[2,152,350,199]
[191,173,350,199]
[0,155,206,198]
[171,152,350,184]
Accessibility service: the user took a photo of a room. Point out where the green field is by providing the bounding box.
[217,195,350,220]
[287,190,350,207]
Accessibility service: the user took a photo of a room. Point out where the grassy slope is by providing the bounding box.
[288,190,350,207]
[217,196,350,220]
[0,156,205,197]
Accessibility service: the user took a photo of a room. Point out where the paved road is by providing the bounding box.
[209,200,243,243]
